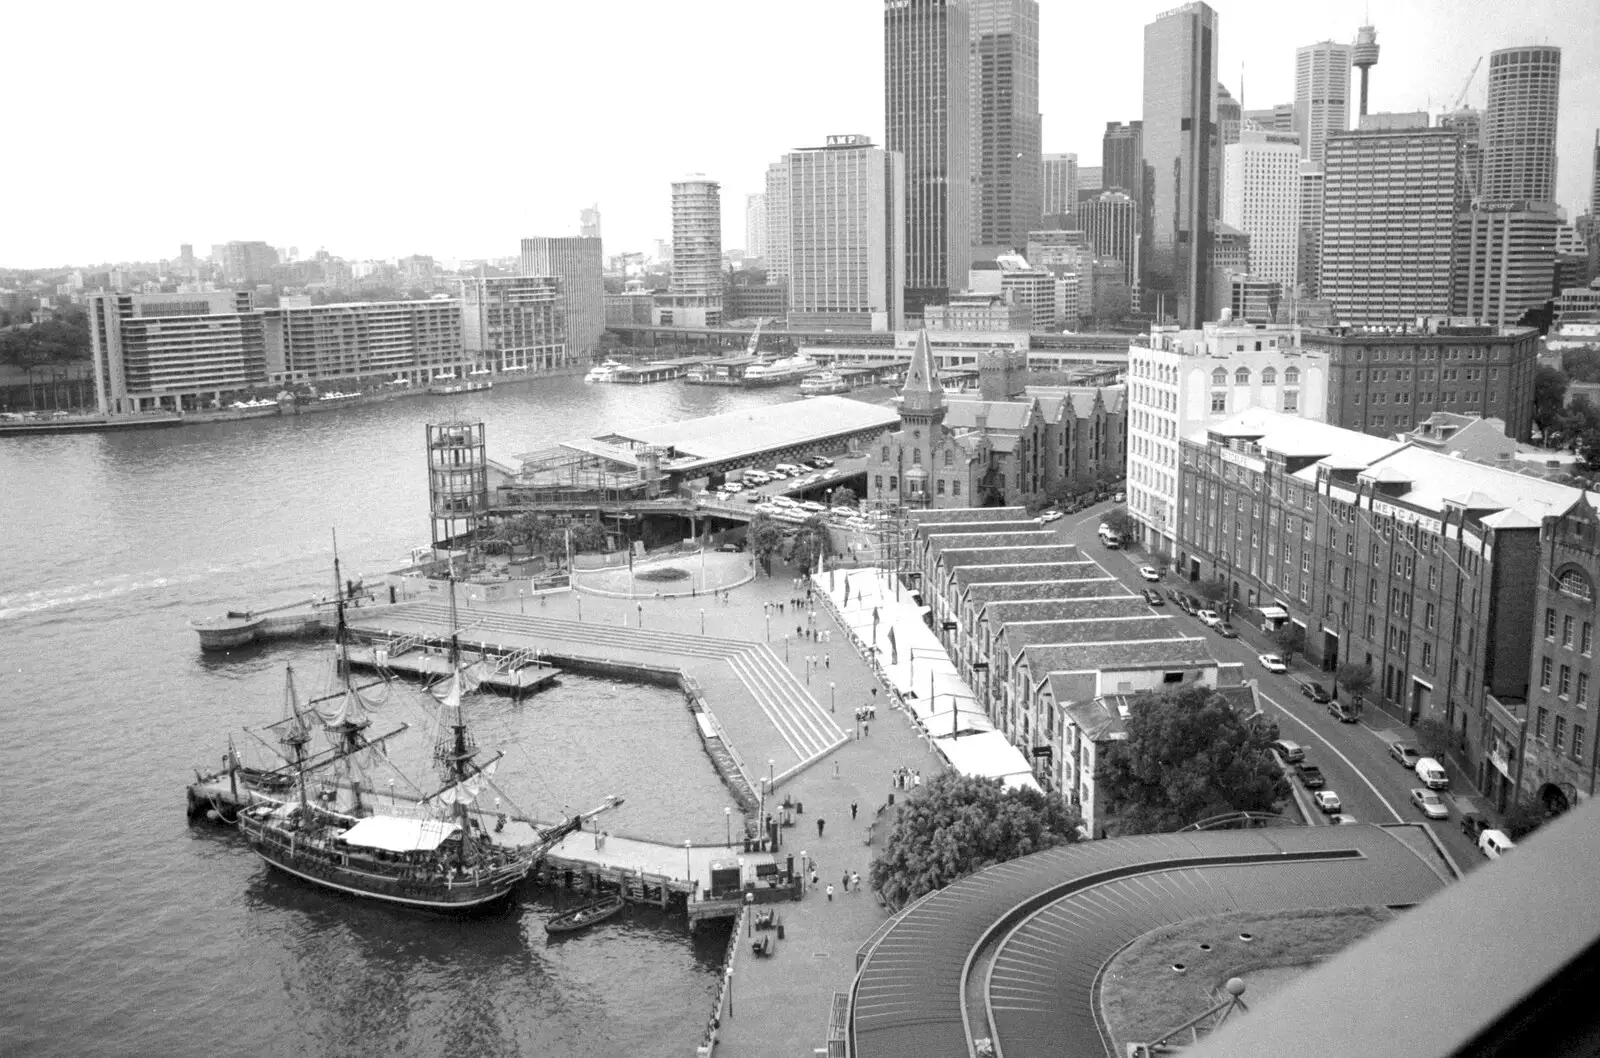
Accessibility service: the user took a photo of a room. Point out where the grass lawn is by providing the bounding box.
[1099,906,1395,1052]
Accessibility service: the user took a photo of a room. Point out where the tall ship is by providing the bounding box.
[798,370,849,396]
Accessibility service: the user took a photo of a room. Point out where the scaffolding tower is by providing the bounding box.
[427,421,490,555]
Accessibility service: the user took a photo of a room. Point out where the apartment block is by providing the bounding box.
[87,290,261,413]
[459,276,568,372]
[263,300,462,384]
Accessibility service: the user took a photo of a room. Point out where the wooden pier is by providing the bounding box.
[342,638,559,697]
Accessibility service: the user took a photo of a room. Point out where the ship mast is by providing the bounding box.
[281,664,312,809]
[435,567,478,867]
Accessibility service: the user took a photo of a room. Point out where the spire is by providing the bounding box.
[900,329,944,416]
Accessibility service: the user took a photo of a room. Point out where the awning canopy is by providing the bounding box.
[339,816,461,853]
[932,730,1043,793]
[1259,605,1290,620]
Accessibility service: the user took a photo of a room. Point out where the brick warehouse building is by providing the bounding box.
[1300,317,1539,441]
[1177,407,1600,813]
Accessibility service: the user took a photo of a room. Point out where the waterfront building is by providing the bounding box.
[1126,320,1325,557]
[1244,103,1295,134]
[1302,318,1538,441]
[764,161,790,286]
[1223,128,1302,294]
[1482,45,1561,205]
[1452,202,1561,327]
[604,287,656,326]
[1101,120,1142,195]
[459,275,567,372]
[1320,125,1465,325]
[264,299,463,385]
[744,193,766,259]
[722,279,788,322]
[969,0,1040,253]
[87,290,261,413]
[668,175,723,323]
[1075,191,1138,287]
[885,0,972,314]
[1141,1,1219,327]
[1175,407,1598,815]
[1041,153,1077,222]
[1294,40,1352,166]
[520,236,603,358]
[782,134,906,332]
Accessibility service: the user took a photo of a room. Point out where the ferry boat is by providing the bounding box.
[743,355,821,386]
[798,370,849,396]
[428,370,493,395]
[584,360,625,383]
[315,390,363,406]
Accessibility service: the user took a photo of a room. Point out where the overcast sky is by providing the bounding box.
[4,0,1596,269]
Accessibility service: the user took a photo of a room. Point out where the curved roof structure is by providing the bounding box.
[849,824,1453,1058]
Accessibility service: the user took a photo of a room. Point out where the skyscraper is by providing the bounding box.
[783,134,906,331]
[1590,129,1599,217]
[1294,41,1351,168]
[1223,128,1302,293]
[669,176,722,296]
[969,0,1040,253]
[745,193,767,258]
[1438,108,1484,201]
[1078,166,1103,193]
[1076,190,1140,285]
[1217,83,1242,147]
[579,205,601,240]
[1299,162,1326,297]
[1321,126,1464,325]
[1482,45,1561,204]
[1141,1,1218,326]
[764,161,790,284]
[1453,202,1560,326]
[520,236,603,358]
[1243,103,1295,134]
[885,0,972,314]
[1041,153,1078,220]
[1102,120,1143,195]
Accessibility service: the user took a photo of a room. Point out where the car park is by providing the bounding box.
[1312,790,1342,814]
[1410,788,1449,819]
[1478,829,1515,859]
[1300,682,1331,703]
[1258,653,1288,674]
[1389,742,1421,769]
[1196,609,1223,629]
[1294,762,1325,788]
[1414,757,1449,790]
[1272,740,1305,763]
[1142,589,1164,606]
[1139,565,1161,581]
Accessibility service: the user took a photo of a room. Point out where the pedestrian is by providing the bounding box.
[864,722,869,737]
[842,871,849,891]
[913,770,921,788]
[852,870,861,892]
[851,801,858,820]
[817,817,826,837]
[810,867,819,888]
[826,883,834,902]
[825,653,830,668]
[797,625,803,639]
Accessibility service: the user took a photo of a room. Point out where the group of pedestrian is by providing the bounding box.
[824,870,862,902]
[891,767,921,791]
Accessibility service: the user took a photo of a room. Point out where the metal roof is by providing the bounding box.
[603,394,898,468]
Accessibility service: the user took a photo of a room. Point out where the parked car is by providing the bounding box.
[1272,739,1305,763]
[1196,609,1223,629]
[1389,741,1422,769]
[1327,699,1360,723]
[1142,589,1164,606]
[1039,509,1064,523]
[775,463,806,476]
[1258,653,1288,674]
[745,493,764,504]
[809,456,834,468]
[716,542,742,553]
[1410,788,1450,820]
[1139,565,1161,582]
[1478,829,1515,860]
[1414,757,1449,790]
[1300,682,1332,703]
[1328,813,1358,825]
[1460,809,1489,840]
[1170,592,1195,615]
[1295,762,1325,788]
[1216,622,1238,638]
[722,482,744,493]
[1312,790,1342,814]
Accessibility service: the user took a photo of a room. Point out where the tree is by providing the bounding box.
[1501,799,1550,841]
[1271,623,1306,665]
[747,514,785,574]
[1103,509,1138,543]
[1335,663,1373,705]
[1414,717,1454,761]
[1192,578,1229,607]
[830,486,857,509]
[1096,686,1289,834]
[1532,366,1570,443]
[567,520,608,554]
[789,515,829,575]
[868,772,1081,908]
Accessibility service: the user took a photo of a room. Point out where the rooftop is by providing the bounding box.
[1020,637,1217,678]
[1198,407,1406,463]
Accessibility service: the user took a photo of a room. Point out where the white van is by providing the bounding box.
[1414,757,1449,790]
[1478,829,1515,860]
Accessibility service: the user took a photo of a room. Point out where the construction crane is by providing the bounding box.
[1452,56,1482,111]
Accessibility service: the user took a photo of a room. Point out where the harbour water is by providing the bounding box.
[0,377,834,1058]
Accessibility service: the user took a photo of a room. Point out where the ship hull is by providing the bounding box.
[247,838,523,911]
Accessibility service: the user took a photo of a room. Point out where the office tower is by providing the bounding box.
[579,205,601,240]
[179,244,194,268]
[1438,108,1484,201]
[1352,25,1379,117]
[1294,40,1352,166]
[669,175,722,296]
[969,0,1041,252]
[1075,191,1139,286]
[1243,103,1294,133]
[1078,166,1102,193]
[1482,45,1561,204]
[783,134,906,331]
[1141,1,1219,326]
[222,241,278,285]
[1321,126,1464,325]
[1041,153,1078,220]
[885,0,972,314]
[1591,129,1599,217]
[1217,83,1242,147]
[1102,120,1143,194]
[1223,128,1302,292]
[520,236,603,357]
[460,276,568,371]
[1453,202,1560,326]
[745,193,767,258]
[764,161,790,283]
[1299,162,1325,296]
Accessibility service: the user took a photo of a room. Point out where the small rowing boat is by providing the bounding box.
[544,892,626,934]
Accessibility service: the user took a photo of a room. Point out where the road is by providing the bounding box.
[1045,503,1485,874]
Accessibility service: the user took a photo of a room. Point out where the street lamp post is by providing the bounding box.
[519,588,525,614]
[684,839,692,882]
[577,594,583,621]
[766,613,771,641]
[829,680,836,713]
[726,968,734,1018]
[700,607,705,635]
[724,806,731,847]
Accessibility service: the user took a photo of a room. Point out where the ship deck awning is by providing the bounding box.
[339,816,461,852]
